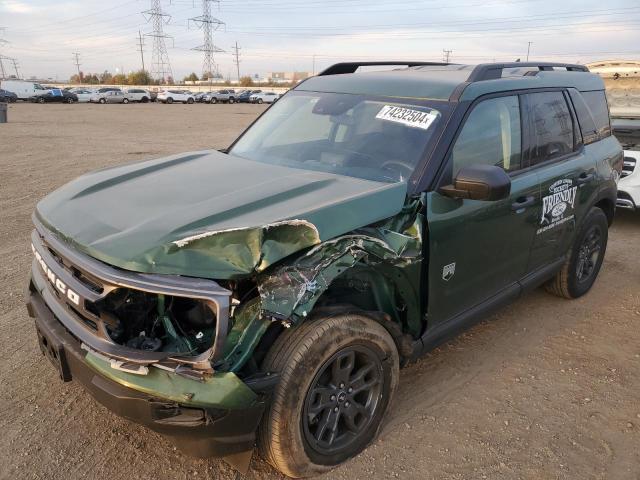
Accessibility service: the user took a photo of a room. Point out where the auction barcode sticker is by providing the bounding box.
[375,105,439,130]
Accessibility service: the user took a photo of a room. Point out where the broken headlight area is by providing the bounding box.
[89,289,217,356]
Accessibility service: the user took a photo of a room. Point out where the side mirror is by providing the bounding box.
[440,164,511,201]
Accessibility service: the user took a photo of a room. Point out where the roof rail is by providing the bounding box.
[318,61,452,76]
[467,62,589,82]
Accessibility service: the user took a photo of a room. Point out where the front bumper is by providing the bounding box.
[27,288,268,457]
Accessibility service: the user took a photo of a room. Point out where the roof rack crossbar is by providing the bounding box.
[318,61,453,76]
[467,62,589,82]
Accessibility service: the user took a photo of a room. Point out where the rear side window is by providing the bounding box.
[528,91,574,166]
[451,95,522,175]
[581,90,611,138]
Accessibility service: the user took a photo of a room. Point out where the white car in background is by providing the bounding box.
[125,88,152,103]
[611,118,640,211]
[69,88,93,103]
[618,149,639,211]
[250,91,280,104]
[157,90,195,104]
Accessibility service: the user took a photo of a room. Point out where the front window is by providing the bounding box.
[230,91,445,183]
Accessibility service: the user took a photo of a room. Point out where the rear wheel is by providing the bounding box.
[123,98,129,104]
[257,98,264,104]
[228,97,235,104]
[141,96,149,103]
[210,97,217,104]
[167,97,173,104]
[258,312,399,478]
[99,98,106,104]
[187,97,194,104]
[66,97,74,103]
[546,207,608,299]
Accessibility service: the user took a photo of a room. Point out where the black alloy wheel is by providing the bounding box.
[303,346,383,456]
[576,225,602,284]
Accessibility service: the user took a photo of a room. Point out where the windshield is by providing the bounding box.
[230,91,446,183]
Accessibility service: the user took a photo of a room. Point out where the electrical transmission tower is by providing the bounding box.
[0,28,8,80]
[11,58,19,78]
[442,49,452,63]
[72,52,81,77]
[189,0,224,80]
[143,0,173,83]
[232,41,241,81]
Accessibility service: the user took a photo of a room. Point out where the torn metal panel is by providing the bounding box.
[168,220,321,276]
[257,197,425,329]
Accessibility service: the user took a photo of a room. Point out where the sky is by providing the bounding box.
[0,0,639,81]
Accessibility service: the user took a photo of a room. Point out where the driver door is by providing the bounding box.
[425,94,540,325]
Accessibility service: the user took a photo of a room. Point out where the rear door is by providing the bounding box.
[524,90,598,271]
[426,94,541,324]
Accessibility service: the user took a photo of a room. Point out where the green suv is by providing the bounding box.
[27,62,622,477]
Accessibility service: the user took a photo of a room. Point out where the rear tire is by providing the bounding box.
[38,97,45,104]
[210,97,217,104]
[167,97,173,104]
[99,98,106,104]
[545,207,608,299]
[258,313,399,478]
[187,98,194,104]
[257,98,263,104]
[228,97,235,104]
[123,98,129,104]
[141,96,149,103]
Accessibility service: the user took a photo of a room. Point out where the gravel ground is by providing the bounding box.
[0,103,639,480]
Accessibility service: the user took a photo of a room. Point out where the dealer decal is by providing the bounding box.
[537,179,577,235]
[376,105,439,130]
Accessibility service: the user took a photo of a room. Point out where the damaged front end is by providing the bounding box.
[29,216,230,377]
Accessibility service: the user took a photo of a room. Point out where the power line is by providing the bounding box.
[232,41,241,81]
[189,0,224,79]
[143,0,173,83]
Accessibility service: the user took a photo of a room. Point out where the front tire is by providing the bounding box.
[37,97,45,104]
[228,97,235,104]
[187,97,194,104]
[258,313,399,478]
[210,97,217,104]
[99,98,106,104]
[257,98,264,104]
[123,98,129,104]
[546,207,608,299]
[167,97,173,104]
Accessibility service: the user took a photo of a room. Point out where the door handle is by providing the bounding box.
[511,195,536,212]
[577,172,595,186]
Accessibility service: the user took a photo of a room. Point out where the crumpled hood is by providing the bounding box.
[36,150,408,279]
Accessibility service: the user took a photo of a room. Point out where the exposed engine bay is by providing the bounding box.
[91,288,217,355]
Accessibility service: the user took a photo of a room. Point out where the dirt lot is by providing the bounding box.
[1,103,639,480]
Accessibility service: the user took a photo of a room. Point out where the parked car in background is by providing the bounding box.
[96,87,122,95]
[250,91,280,104]
[206,89,236,104]
[195,91,212,103]
[31,89,78,104]
[0,88,18,102]
[612,119,639,211]
[90,90,130,104]
[29,88,78,103]
[236,90,262,103]
[0,80,50,100]
[157,90,195,104]
[69,88,93,103]
[125,89,152,103]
